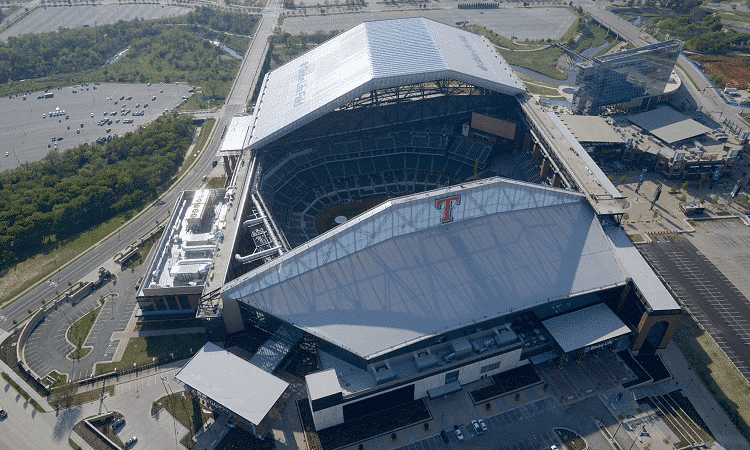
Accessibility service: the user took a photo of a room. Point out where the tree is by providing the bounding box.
[619,175,628,184]
[682,181,689,191]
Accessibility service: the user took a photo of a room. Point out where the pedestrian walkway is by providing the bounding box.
[0,348,52,411]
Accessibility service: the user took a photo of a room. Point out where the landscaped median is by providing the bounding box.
[67,304,103,360]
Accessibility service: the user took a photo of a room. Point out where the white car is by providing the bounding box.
[477,418,488,432]
[454,425,464,441]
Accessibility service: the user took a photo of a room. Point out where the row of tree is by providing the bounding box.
[654,5,750,54]
[182,6,258,35]
[0,115,195,271]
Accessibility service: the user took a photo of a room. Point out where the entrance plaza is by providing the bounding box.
[250,342,748,450]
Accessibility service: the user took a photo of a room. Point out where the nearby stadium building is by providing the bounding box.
[179,18,683,435]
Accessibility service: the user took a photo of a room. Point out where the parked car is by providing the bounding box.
[440,430,449,444]
[471,420,482,434]
[453,425,464,441]
[0,408,7,419]
[477,418,487,432]
[124,436,138,447]
[112,418,125,429]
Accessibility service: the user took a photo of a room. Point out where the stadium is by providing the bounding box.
[174,17,683,440]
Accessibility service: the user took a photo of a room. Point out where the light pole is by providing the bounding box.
[160,376,179,450]
[612,418,624,441]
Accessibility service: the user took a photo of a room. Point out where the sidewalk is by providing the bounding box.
[655,343,749,450]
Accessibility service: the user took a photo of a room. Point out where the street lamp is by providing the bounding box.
[612,418,624,441]
[160,376,179,450]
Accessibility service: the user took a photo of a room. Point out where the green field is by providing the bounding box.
[66,306,102,359]
[95,333,207,375]
[674,314,750,442]
[497,46,568,80]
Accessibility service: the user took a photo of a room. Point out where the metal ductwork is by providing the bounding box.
[242,217,265,229]
[234,246,281,264]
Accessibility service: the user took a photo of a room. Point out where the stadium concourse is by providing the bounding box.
[165,18,684,436]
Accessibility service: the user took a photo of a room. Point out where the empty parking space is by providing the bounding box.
[0,4,190,39]
[281,7,575,41]
[638,233,750,382]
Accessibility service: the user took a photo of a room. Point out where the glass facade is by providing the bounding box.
[572,40,683,115]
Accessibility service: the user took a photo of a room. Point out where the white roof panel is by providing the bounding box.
[175,342,288,425]
[306,369,342,400]
[248,18,524,149]
[223,178,628,359]
[219,115,254,154]
[604,226,681,311]
[542,303,630,353]
[627,106,711,144]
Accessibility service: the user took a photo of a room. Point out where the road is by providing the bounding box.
[0,0,281,334]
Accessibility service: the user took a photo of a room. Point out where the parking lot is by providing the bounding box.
[281,7,575,41]
[637,233,750,383]
[0,4,190,40]
[0,82,192,172]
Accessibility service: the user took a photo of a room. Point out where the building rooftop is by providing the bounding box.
[558,115,626,145]
[139,189,229,298]
[248,17,525,150]
[542,303,630,353]
[604,225,680,312]
[222,177,628,360]
[175,342,288,425]
[626,106,711,145]
[218,115,253,157]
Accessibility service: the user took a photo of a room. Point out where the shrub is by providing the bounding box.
[619,175,628,183]
[682,181,689,191]
[700,196,706,204]
[680,194,687,202]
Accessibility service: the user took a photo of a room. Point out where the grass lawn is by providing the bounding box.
[129,230,163,269]
[716,9,750,25]
[42,370,69,389]
[0,209,140,311]
[497,46,568,80]
[50,385,114,409]
[178,119,216,179]
[465,24,528,50]
[523,81,565,98]
[95,333,207,375]
[135,318,204,332]
[154,391,212,439]
[576,23,614,54]
[673,314,750,442]
[205,176,227,189]
[67,305,102,359]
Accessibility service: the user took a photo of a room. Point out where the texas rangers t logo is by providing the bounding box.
[436,195,460,223]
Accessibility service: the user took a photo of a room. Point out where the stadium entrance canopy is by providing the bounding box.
[542,303,630,353]
[248,17,525,150]
[176,342,288,426]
